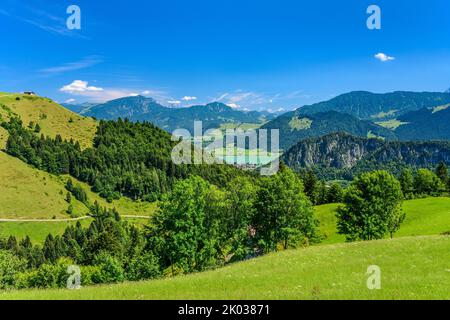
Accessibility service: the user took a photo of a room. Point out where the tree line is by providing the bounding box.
[1,115,450,289]
[2,117,248,202]
[0,167,318,289]
[3,162,443,289]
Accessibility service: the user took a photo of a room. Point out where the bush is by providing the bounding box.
[0,250,27,289]
[126,252,161,281]
[92,252,125,283]
[80,265,103,286]
[23,258,74,289]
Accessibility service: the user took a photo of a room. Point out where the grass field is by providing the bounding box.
[0,219,93,244]
[0,151,156,242]
[0,92,156,243]
[316,197,450,244]
[0,151,157,220]
[2,235,449,300]
[0,152,90,219]
[0,92,97,149]
[376,119,409,130]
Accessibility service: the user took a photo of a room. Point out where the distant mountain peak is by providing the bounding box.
[204,102,232,111]
[445,88,450,93]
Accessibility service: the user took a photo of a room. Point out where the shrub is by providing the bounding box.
[126,252,161,281]
[0,250,27,289]
[92,252,125,283]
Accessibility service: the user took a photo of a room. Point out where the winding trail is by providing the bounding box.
[0,215,150,223]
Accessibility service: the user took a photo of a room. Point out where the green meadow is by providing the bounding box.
[1,196,450,299]
[2,235,449,300]
[316,197,450,244]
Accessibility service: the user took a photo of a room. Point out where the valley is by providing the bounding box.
[2,0,450,305]
[1,90,450,300]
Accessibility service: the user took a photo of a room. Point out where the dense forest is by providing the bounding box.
[1,114,450,290]
[2,117,248,202]
[283,132,450,180]
[0,168,320,289]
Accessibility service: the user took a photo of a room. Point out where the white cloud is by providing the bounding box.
[39,56,102,75]
[182,96,197,101]
[60,80,103,93]
[129,93,139,97]
[215,90,266,109]
[167,100,181,105]
[374,52,395,62]
[65,98,76,104]
[142,90,151,95]
[60,80,148,102]
[215,93,229,101]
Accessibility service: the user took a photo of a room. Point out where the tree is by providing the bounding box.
[65,192,72,203]
[253,167,317,252]
[435,162,448,186]
[414,169,445,196]
[224,176,258,260]
[34,123,41,133]
[302,170,319,205]
[126,252,161,281]
[316,180,328,205]
[92,252,125,283]
[336,170,404,241]
[0,250,27,289]
[399,168,414,199]
[149,176,225,274]
[327,183,344,203]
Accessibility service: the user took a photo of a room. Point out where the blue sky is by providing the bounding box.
[1,0,449,111]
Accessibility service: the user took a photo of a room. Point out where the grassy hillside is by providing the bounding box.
[0,126,7,149]
[0,151,157,219]
[0,152,90,219]
[0,219,92,244]
[0,149,155,243]
[316,197,450,244]
[0,93,157,244]
[3,235,449,300]
[0,93,97,149]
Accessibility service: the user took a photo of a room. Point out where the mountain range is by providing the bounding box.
[283,132,450,179]
[67,96,275,134]
[64,90,450,153]
[262,110,396,150]
[262,91,450,150]
[296,91,450,120]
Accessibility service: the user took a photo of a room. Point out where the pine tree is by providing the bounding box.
[303,170,319,205]
[399,169,414,199]
[436,162,448,186]
[65,192,72,203]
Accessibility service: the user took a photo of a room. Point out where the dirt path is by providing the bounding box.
[0,215,149,223]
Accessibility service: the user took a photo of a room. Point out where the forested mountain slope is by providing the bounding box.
[296,91,450,120]
[262,110,396,150]
[83,96,273,133]
[283,132,450,179]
